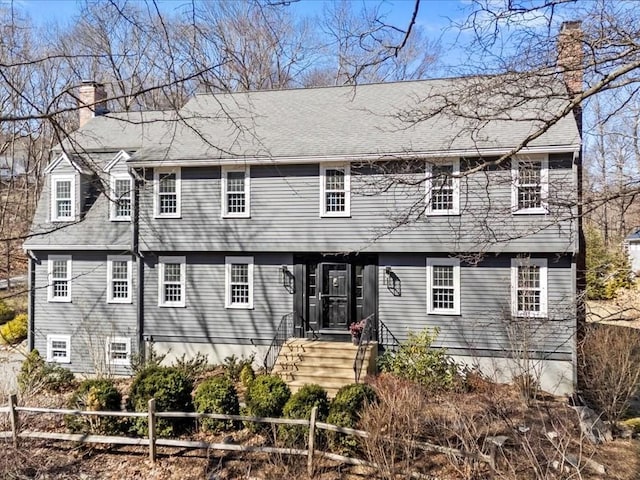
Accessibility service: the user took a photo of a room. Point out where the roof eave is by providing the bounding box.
[126,144,581,168]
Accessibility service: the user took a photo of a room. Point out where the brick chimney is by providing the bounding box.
[557,21,583,96]
[78,81,108,128]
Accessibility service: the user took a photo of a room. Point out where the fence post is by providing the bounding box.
[148,398,156,463]
[307,406,317,477]
[9,394,18,448]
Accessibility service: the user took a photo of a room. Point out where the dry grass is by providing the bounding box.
[360,373,640,480]
[579,323,640,421]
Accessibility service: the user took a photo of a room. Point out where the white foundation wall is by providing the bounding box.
[450,354,575,396]
[151,341,269,370]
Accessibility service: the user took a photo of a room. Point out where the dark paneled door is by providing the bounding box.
[320,263,349,329]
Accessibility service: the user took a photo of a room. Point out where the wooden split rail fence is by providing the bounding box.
[0,394,495,476]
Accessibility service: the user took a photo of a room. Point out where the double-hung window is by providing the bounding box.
[426,160,460,215]
[426,258,461,315]
[46,334,71,363]
[512,156,548,214]
[320,164,350,217]
[221,166,250,218]
[158,256,186,307]
[511,258,548,317]
[106,337,131,366]
[110,174,133,221]
[48,255,72,302]
[50,174,75,221]
[225,256,254,309]
[107,255,132,303]
[154,169,181,218]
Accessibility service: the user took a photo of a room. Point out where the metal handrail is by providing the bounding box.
[378,318,400,353]
[263,312,295,372]
[353,313,376,383]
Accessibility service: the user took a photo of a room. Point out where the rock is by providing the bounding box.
[570,405,612,444]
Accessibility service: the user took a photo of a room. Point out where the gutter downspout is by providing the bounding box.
[132,168,144,360]
[27,254,35,351]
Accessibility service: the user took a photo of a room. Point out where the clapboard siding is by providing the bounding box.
[138,155,576,253]
[32,251,138,375]
[142,253,293,344]
[25,151,132,248]
[378,253,574,360]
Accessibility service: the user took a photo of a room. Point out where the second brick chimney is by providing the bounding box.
[78,81,108,129]
[557,21,584,96]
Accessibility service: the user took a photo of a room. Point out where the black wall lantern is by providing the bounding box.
[383,266,401,296]
[280,265,295,294]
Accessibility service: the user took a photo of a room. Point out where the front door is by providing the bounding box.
[320,263,349,330]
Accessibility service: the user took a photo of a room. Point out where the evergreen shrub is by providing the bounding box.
[194,376,240,433]
[128,366,194,437]
[65,378,122,434]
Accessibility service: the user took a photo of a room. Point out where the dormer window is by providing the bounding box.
[110,174,133,221]
[51,174,75,222]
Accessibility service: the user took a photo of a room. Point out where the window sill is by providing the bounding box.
[427,311,461,316]
[512,208,548,215]
[47,358,71,364]
[107,299,133,304]
[426,211,461,216]
[48,298,72,303]
[110,217,131,222]
[159,303,186,308]
[512,312,548,319]
[225,304,254,310]
[51,218,75,223]
[222,213,251,219]
[154,214,182,219]
[320,213,351,218]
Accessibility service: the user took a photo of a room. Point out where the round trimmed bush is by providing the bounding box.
[128,366,194,437]
[327,383,377,452]
[240,363,255,388]
[0,313,27,344]
[245,375,290,432]
[65,379,122,434]
[0,300,15,323]
[279,384,329,447]
[194,376,240,433]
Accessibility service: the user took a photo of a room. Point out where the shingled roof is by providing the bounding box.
[126,76,580,166]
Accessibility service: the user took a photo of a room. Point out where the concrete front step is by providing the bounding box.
[272,339,377,397]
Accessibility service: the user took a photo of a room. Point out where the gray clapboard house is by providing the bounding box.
[24,59,582,393]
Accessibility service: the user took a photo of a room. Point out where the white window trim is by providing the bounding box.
[158,256,186,307]
[319,163,351,218]
[426,258,461,315]
[107,255,133,304]
[109,173,133,221]
[511,155,549,214]
[153,168,181,218]
[105,336,132,366]
[46,334,71,363]
[221,165,251,218]
[426,159,460,215]
[50,174,76,222]
[225,256,254,309]
[511,258,548,318]
[47,254,72,303]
